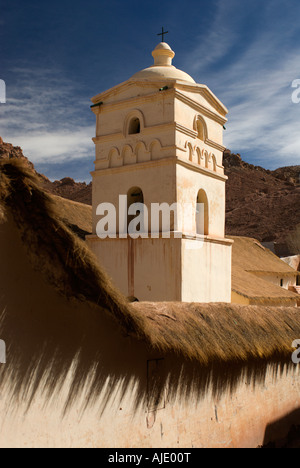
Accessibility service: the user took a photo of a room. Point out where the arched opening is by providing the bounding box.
[196,147,202,165]
[196,189,209,235]
[187,143,193,162]
[108,147,122,168]
[204,151,209,168]
[149,139,162,160]
[212,154,217,172]
[194,116,207,142]
[127,187,145,235]
[128,117,141,135]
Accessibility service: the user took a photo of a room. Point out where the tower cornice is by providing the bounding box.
[91,84,227,125]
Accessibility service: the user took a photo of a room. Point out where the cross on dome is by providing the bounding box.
[157,27,169,42]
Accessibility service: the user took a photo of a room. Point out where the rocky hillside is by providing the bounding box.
[0,139,299,253]
[0,138,92,205]
[42,177,92,205]
[0,137,36,173]
[223,149,300,249]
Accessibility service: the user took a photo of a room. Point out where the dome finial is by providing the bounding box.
[152,42,175,67]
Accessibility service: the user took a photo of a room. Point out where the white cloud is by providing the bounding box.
[0,67,94,168]
[10,127,95,164]
[186,1,239,71]
[220,47,300,167]
[185,0,300,169]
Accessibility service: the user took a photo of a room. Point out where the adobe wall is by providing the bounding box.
[0,214,300,448]
[0,354,299,448]
[257,273,297,290]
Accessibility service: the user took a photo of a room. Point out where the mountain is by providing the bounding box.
[42,177,92,206]
[0,139,299,254]
[223,149,300,251]
[0,138,92,205]
[0,137,36,172]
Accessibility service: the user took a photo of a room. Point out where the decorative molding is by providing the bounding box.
[91,85,227,126]
[206,139,226,152]
[91,78,228,116]
[92,156,177,177]
[92,155,227,182]
[173,89,227,125]
[93,121,201,144]
[93,133,124,144]
[175,122,198,139]
[94,133,223,173]
[91,78,168,104]
[86,233,233,245]
[92,88,172,114]
[94,139,178,169]
[174,82,228,116]
[176,156,227,181]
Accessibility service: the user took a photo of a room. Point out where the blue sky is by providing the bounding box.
[0,0,300,181]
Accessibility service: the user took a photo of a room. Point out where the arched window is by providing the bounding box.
[196,189,209,235]
[194,115,207,142]
[124,110,145,137]
[128,117,141,135]
[127,187,145,235]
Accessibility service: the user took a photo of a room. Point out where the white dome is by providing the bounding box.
[129,42,196,84]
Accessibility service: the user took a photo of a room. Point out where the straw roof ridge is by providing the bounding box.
[132,302,300,364]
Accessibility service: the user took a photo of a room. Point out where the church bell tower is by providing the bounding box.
[86,41,233,302]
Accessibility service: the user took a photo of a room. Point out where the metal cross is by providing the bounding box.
[157,27,169,42]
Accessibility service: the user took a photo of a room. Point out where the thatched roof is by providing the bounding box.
[232,267,298,303]
[230,236,299,302]
[53,195,92,239]
[1,158,300,366]
[230,236,297,275]
[131,302,300,364]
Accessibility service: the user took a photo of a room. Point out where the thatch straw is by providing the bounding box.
[131,302,300,365]
[230,236,297,274]
[52,195,92,238]
[230,237,299,302]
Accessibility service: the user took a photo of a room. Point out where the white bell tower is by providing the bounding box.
[86,42,233,302]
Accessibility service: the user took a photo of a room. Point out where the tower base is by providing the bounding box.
[86,234,233,303]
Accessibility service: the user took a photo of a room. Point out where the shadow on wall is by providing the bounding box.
[262,408,300,448]
[0,213,296,420]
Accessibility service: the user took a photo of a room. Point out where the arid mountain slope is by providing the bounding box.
[223,150,300,246]
[0,138,92,205]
